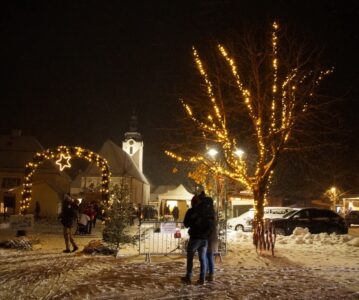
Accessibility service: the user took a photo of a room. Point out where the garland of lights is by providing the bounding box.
[166,22,333,254]
[20,146,111,214]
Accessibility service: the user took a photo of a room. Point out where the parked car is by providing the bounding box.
[271,208,348,236]
[227,207,296,232]
[344,210,359,227]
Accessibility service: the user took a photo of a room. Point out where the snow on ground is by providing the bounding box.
[0,221,358,300]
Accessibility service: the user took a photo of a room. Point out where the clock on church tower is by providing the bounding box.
[122,113,144,172]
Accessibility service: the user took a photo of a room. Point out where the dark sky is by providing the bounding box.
[0,1,358,187]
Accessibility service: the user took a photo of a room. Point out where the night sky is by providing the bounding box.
[0,1,358,189]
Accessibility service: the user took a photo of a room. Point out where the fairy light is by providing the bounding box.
[166,22,333,228]
[193,47,224,125]
[20,146,111,214]
[270,22,279,133]
[56,153,72,171]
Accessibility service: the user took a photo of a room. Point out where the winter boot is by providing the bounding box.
[181,276,192,284]
[206,273,214,282]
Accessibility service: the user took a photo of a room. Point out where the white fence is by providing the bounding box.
[138,221,227,261]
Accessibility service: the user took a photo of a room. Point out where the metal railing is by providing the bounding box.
[138,221,227,261]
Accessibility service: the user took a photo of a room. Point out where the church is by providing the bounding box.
[71,113,151,206]
[0,115,151,219]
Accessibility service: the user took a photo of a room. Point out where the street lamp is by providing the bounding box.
[207,148,218,158]
[325,186,339,212]
[207,148,220,216]
[330,186,338,212]
[234,148,245,158]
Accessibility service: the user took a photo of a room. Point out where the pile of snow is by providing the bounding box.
[227,227,358,247]
[347,237,359,247]
[82,239,117,256]
[0,238,34,250]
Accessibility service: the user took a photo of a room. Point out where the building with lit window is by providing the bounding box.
[0,130,71,218]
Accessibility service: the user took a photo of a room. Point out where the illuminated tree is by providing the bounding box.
[103,183,137,251]
[324,186,340,211]
[188,164,214,195]
[166,22,333,231]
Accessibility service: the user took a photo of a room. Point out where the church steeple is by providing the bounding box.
[129,112,138,132]
[124,110,142,142]
[122,111,144,172]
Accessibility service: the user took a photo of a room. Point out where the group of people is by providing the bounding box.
[182,192,218,285]
[58,193,99,253]
[59,191,219,283]
[77,203,98,235]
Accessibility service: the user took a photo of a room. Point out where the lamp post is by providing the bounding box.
[207,147,246,219]
[330,186,338,212]
[207,148,220,217]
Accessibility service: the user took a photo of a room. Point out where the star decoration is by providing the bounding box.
[56,154,72,171]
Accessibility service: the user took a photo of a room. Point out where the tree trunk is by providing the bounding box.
[252,182,266,225]
[252,180,276,256]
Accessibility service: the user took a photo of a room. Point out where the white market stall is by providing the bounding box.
[157,184,194,221]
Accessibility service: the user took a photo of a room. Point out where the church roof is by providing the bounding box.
[151,185,177,195]
[80,139,149,184]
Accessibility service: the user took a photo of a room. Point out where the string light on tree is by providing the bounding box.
[166,22,332,253]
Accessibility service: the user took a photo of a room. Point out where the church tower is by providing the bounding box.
[122,112,144,172]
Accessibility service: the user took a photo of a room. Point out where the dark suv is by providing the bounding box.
[344,211,359,227]
[271,208,348,236]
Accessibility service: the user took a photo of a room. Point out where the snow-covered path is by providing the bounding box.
[0,223,358,299]
[0,245,358,299]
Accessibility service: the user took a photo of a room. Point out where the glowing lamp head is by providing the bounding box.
[235,148,245,158]
[207,148,218,158]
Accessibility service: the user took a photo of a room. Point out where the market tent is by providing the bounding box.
[157,185,194,221]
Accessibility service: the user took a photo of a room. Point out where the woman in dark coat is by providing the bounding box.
[60,194,79,253]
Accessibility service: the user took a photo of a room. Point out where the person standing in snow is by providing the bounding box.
[205,198,219,282]
[172,206,179,222]
[59,194,79,253]
[181,193,215,285]
[35,201,41,221]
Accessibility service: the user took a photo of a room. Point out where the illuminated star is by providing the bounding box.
[56,154,72,171]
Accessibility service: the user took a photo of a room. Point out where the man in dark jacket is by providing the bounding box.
[181,194,215,285]
[59,194,79,253]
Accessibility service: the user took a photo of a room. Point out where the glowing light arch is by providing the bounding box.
[20,146,111,214]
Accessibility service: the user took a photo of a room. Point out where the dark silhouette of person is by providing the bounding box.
[172,206,179,222]
[35,201,41,221]
[181,193,215,285]
[59,194,79,253]
[205,198,218,282]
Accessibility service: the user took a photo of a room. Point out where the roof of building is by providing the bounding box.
[151,185,177,195]
[0,133,70,180]
[10,178,69,195]
[78,139,149,184]
[0,134,44,169]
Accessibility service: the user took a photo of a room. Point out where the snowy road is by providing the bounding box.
[0,247,358,300]
[0,222,358,299]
